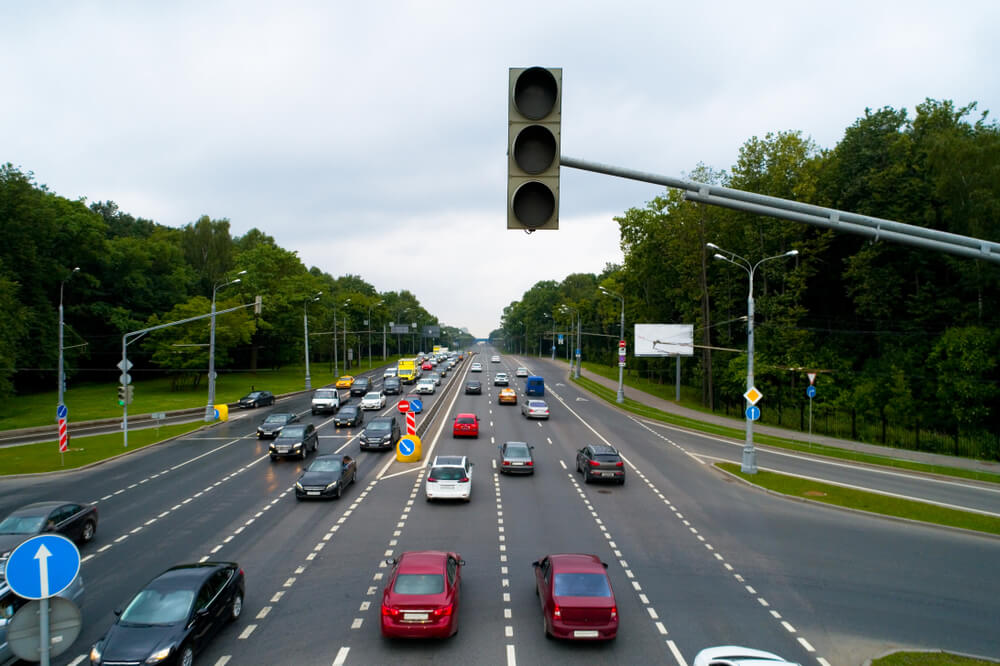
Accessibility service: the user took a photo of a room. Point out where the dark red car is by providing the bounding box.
[532,553,618,640]
[381,551,464,638]
[452,413,479,438]
[421,361,433,371]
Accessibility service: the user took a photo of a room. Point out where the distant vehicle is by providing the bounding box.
[381,551,464,638]
[576,444,625,484]
[491,355,500,363]
[257,412,298,438]
[493,372,509,386]
[361,391,387,410]
[269,423,318,460]
[425,456,473,502]
[383,377,402,395]
[350,376,372,397]
[397,358,419,384]
[521,399,550,419]
[334,405,364,427]
[2,574,85,665]
[421,361,434,371]
[465,380,482,394]
[470,362,483,372]
[415,378,436,394]
[532,554,617,640]
[428,372,442,385]
[336,375,355,389]
[238,390,274,408]
[692,646,801,666]
[311,388,341,415]
[525,376,545,396]
[89,562,244,666]
[498,388,517,405]
[0,501,98,565]
[498,441,534,474]
[383,368,398,379]
[452,413,479,438]
[295,455,357,499]
[360,416,401,451]
[515,367,529,377]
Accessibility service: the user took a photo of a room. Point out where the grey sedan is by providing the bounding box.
[520,399,550,419]
[498,441,535,475]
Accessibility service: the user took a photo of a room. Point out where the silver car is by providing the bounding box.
[498,441,535,475]
[521,399,549,419]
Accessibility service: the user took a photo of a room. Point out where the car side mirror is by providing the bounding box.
[113,607,123,617]
[385,558,397,566]
[459,559,466,566]
[602,562,609,569]
[531,561,540,568]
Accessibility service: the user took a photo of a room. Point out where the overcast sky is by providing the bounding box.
[4,1,998,337]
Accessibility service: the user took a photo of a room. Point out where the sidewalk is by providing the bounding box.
[525,356,1000,476]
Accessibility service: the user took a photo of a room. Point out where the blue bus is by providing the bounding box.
[525,376,544,396]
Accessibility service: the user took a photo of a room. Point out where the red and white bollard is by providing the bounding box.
[406,410,416,435]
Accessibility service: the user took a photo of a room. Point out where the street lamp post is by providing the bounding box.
[342,299,352,371]
[206,270,247,421]
[707,243,798,473]
[368,300,383,368]
[560,305,581,378]
[599,287,626,404]
[303,292,322,390]
[58,267,81,414]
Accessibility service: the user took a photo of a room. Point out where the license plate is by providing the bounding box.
[404,612,428,621]
[602,472,615,477]
[574,630,599,638]
[307,491,320,496]
[278,447,289,453]
[512,462,523,466]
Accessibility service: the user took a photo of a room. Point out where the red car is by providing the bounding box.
[533,554,618,640]
[421,361,434,371]
[381,551,464,638]
[452,413,479,438]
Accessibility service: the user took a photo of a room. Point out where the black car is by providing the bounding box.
[268,423,318,460]
[334,405,364,427]
[576,444,625,485]
[383,377,402,395]
[256,412,297,438]
[465,380,482,394]
[350,377,372,397]
[89,562,244,666]
[360,416,401,451]
[238,390,275,408]
[295,455,358,499]
[0,502,98,562]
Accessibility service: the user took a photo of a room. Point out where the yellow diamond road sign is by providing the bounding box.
[744,387,763,405]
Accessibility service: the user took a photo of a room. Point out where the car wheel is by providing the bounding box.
[180,645,194,666]
[583,470,591,484]
[229,591,243,621]
[619,477,626,486]
[300,447,308,460]
[335,485,342,499]
[81,519,96,543]
[270,455,278,461]
[352,470,357,485]
[542,615,551,639]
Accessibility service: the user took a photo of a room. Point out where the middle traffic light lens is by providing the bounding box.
[513,125,556,174]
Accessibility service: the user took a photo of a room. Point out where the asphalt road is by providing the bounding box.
[2,349,999,666]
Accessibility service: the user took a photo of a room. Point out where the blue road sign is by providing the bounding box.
[575,348,581,358]
[56,404,68,419]
[557,334,564,344]
[806,385,816,399]
[409,398,423,413]
[745,405,761,421]
[398,436,416,457]
[5,534,81,600]
[213,407,220,420]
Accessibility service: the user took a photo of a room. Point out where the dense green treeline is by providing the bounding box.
[498,100,1000,459]
[0,167,470,400]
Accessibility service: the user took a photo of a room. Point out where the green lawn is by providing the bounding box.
[717,462,1000,536]
[871,652,998,665]
[0,357,405,431]
[0,422,206,475]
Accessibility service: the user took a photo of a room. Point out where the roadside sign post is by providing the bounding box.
[806,376,817,445]
[56,404,68,465]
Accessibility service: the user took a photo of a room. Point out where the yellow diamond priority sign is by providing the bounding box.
[743,386,763,405]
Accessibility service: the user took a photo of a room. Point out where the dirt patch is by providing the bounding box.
[804,490,827,497]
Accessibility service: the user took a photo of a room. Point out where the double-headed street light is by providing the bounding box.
[599,286,626,404]
[58,267,81,414]
[559,305,581,379]
[303,292,322,390]
[206,270,247,421]
[367,300,383,368]
[707,243,798,473]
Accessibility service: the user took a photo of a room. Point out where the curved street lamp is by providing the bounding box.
[368,299,383,368]
[599,286,626,404]
[303,292,322,390]
[206,270,247,422]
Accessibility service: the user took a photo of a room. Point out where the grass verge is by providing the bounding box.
[0,422,206,475]
[572,374,1000,486]
[717,462,1000,536]
[871,652,998,665]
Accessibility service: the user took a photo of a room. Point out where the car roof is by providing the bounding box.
[396,550,451,573]
[151,562,236,586]
[589,444,619,454]
[433,455,467,466]
[370,416,395,423]
[546,553,607,572]
[8,501,78,515]
[454,412,477,419]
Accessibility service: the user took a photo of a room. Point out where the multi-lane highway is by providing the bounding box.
[2,349,999,666]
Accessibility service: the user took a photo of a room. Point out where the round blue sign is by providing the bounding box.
[409,398,423,413]
[745,405,761,421]
[56,404,68,419]
[806,385,817,398]
[398,436,416,456]
[5,534,81,600]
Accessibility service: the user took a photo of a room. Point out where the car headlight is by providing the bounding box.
[295,482,303,490]
[292,442,302,449]
[146,644,174,663]
[268,443,276,451]
[325,481,340,490]
[89,643,102,662]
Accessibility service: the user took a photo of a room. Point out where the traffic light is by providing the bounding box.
[117,385,126,406]
[126,385,135,405]
[508,66,561,231]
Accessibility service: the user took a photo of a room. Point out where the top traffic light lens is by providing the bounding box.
[513,67,558,120]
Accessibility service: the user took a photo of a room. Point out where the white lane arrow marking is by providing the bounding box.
[34,543,52,597]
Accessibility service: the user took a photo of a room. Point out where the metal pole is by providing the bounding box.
[303,304,312,390]
[383,323,387,361]
[122,336,129,448]
[205,290,218,422]
[39,596,50,666]
[616,299,624,404]
[574,313,581,379]
[744,277,756,473]
[809,395,814,446]
[333,307,339,378]
[551,318,556,360]
[676,355,681,401]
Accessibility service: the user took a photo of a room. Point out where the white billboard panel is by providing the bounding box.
[634,324,694,357]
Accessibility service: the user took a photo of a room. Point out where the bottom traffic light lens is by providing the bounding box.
[512,181,555,229]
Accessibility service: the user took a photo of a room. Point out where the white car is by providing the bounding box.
[494,372,509,386]
[491,355,501,363]
[521,399,550,419]
[692,646,800,666]
[383,368,397,379]
[470,362,483,372]
[515,367,529,377]
[361,391,386,410]
[415,379,436,394]
[425,455,472,502]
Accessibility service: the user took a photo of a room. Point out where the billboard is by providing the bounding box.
[634,324,694,357]
[390,325,410,334]
[422,325,440,338]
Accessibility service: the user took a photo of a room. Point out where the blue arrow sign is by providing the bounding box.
[398,436,416,457]
[806,385,816,399]
[409,398,423,413]
[745,405,761,421]
[5,534,81,600]
[57,404,68,419]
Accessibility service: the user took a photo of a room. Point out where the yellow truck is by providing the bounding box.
[397,358,419,384]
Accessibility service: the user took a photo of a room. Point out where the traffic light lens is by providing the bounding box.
[512,182,556,229]
[513,125,556,174]
[513,67,558,120]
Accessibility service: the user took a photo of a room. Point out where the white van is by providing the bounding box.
[311,387,341,415]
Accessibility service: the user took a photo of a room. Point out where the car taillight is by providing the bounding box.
[431,604,453,617]
[615,461,624,467]
[502,460,510,465]
[589,460,600,466]
[610,605,617,620]
[382,604,400,617]
[553,604,561,619]
[427,477,437,482]
[459,476,469,483]
[526,461,533,466]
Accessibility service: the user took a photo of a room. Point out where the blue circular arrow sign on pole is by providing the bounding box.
[5,534,81,600]
[745,405,761,421]
[806,385,816,398]
[56,404,68,419]
[398,435,417,457]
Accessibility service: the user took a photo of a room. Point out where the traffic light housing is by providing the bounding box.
[117,385,126,406]
[508,67,561,230]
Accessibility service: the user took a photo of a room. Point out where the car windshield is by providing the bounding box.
[264,414,289,424]
[553,573,612,597]
[314,390,337,398]
[308,458,342,472]
[456,417,475,425]
[279,426,307,438]
[529,401,547,408]
[340,406,358,416]
[364,392,381,400]
[367,421,391,432]
[430,467,465,480]
[505,445,531,458]
[121,587,196,625]
[393,574,444,595]
[595,454,620,462]
[0,514,46,534]
[245,392,262,399]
